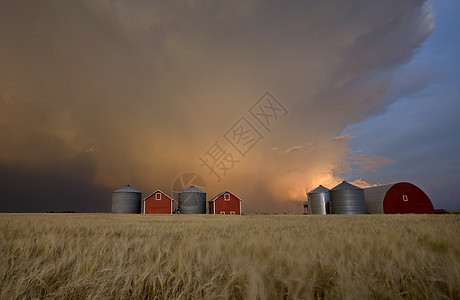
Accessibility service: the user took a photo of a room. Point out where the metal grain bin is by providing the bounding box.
[329,181,365,214]
[112,185,142,214]
[307,185,330,215]
[178,186,206,214]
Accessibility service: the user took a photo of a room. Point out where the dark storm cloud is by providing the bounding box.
[0,0,434,212]
[0,157,109,213]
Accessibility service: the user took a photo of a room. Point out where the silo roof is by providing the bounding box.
[330,181,363,191]
[113,185,142,193]
[180,186,206,193]
[307,185,330,195]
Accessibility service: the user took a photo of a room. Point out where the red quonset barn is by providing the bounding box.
[143,190,174,214]
[208,191,242,215]
[364,182,435,214]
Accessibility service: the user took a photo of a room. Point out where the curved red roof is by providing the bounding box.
[383,182,434,214]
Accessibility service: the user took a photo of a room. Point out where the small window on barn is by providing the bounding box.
[155,193,161,200]
[403,195,408,202]
[230,211,235,215]
[220,211,225,214]
[224,193,230,201]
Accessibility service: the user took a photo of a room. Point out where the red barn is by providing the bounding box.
[143,190,174,214]
[364,182,435,214]
[208,191,242,215]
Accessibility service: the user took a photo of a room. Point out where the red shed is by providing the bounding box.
[364,182,434,214]
[143,190,174,214]
[208,191,242,215]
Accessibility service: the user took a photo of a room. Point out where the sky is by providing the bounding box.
[0,0,458,213]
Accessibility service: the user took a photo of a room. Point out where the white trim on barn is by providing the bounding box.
[142,190,175,215]
[143,190,174,202]
[208,190,243,215]
[208,190,243,203]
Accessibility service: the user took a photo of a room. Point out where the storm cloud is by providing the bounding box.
[0,1,436,212]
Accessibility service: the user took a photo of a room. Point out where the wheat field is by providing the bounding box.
[0,213,459,299]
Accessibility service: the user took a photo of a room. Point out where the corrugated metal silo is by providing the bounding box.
[112,185,142,214]
[329,181,365,214]
[364,182,434,214]
[307,185,330,214]
[178,186,206,214]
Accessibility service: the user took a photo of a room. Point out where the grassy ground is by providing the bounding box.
[0,213,459,299]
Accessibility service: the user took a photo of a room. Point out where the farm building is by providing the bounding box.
[208,191,242,215]
[364,182,435,214]
[111,185,142,214]
[307,185,330,215]
[178,186,207,214]
[329,181,365,214]
[142,190,174,214]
